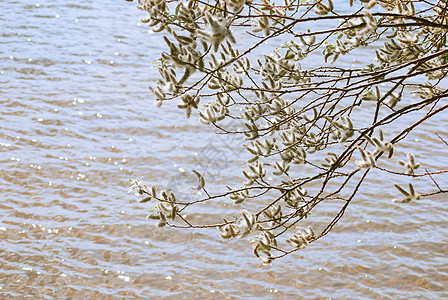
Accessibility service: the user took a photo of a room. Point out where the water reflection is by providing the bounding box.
[0,0,447,298]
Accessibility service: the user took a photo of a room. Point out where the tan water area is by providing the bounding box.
[1,1,447,298]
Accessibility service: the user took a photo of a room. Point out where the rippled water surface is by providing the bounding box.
[1,1,447,299]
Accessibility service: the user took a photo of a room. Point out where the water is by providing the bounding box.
[1,1,447,298]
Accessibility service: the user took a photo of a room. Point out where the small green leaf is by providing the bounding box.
[139,196,152,203]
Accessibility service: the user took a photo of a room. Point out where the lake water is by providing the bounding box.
[1,0,447,298]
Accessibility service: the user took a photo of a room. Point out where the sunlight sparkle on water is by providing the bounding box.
[118,275,130,282]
